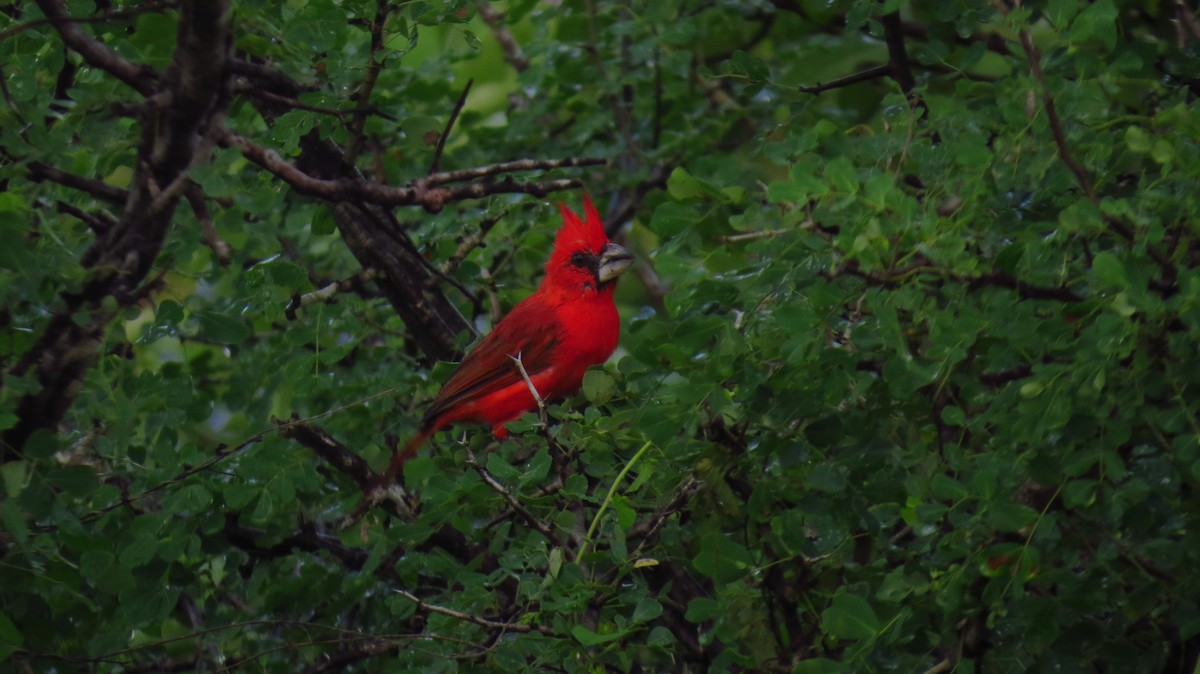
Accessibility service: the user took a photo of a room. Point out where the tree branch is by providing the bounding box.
[0,0,176,43]
[219,129,600,213]
[26,161,129,204]
[429,78,472,175]
[32,0,158,95]
[345,0,390,163]
[394,589,556,636]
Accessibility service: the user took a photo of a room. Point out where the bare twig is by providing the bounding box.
[465,449,565,546]
[629,477,701,552]
[238,87,395,121]
[508,351,547,426]
[345,0,391,163]
[394,590,556,636]
[220,129,599,212]
[798,64,892,94]
[422,157,607,187]
[437,211,504,276]
[285,269,381,319]
[1017,30,1093,198]
[429,78,473,174]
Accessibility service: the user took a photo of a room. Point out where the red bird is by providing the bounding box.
[384,194,634,480]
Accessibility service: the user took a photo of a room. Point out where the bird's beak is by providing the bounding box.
[597,243,635,284]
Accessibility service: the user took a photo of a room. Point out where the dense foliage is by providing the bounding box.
[2,0,1199,671]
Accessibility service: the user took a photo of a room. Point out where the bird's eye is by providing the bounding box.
[570,252,591,268]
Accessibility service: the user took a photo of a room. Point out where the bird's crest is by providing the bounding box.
[550,194,609,270]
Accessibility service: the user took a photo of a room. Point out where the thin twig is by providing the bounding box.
[346,0,390,163]
[429,79,473,174]
[238,87,395,121]
[465,449,565,546]
[1017,30,1093,199]
[285,269,381,320]
[218,128,598,212]
[394,590,556,636]
[422,157,607,187]
[508,351,547,426]
[437,211,504,276]
[186,183,231,265]
[55,200,116,234]
[797,64,892,94]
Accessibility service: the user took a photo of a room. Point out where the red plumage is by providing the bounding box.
[384,194,634,480]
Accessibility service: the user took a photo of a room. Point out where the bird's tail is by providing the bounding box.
[382,427,431,483]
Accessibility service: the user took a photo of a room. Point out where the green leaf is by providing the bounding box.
[1091,252,1127,288]
[650,201,694,238]
[1070,0,1117,50]
[667,167,710,201]
[821,592,881,640]
[571,624,626,646]
[1,461,26,499]
[46,465,99,497]
[692,532,753,583]
[582,369,616,406]
[988,501,1040,532]
[0,610,23,662]
[685,597,721,622]
[22,429,60,460]
[198,310,252,344]
[632,597,664,623]
[825,156,858,193]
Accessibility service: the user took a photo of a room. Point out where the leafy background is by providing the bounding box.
[2,0,1200,672]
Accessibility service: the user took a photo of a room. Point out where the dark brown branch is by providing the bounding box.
[26,161,129,204]
[429,78,473,174]
[295,132,471,361]
[185,183,231,265]
[220,129,600,212]
[32,0,159,95]
[5,0,230,459]
[345,0,390,163]
[54,200,117,234]
[237,87,395,121]
[0,0,176,43]
[880,11,916,94]
[797,64,892,94]
[275,417,377,489]
[1017,30,1093,199]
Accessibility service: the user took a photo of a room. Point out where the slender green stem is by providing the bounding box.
[575,441,653,564]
